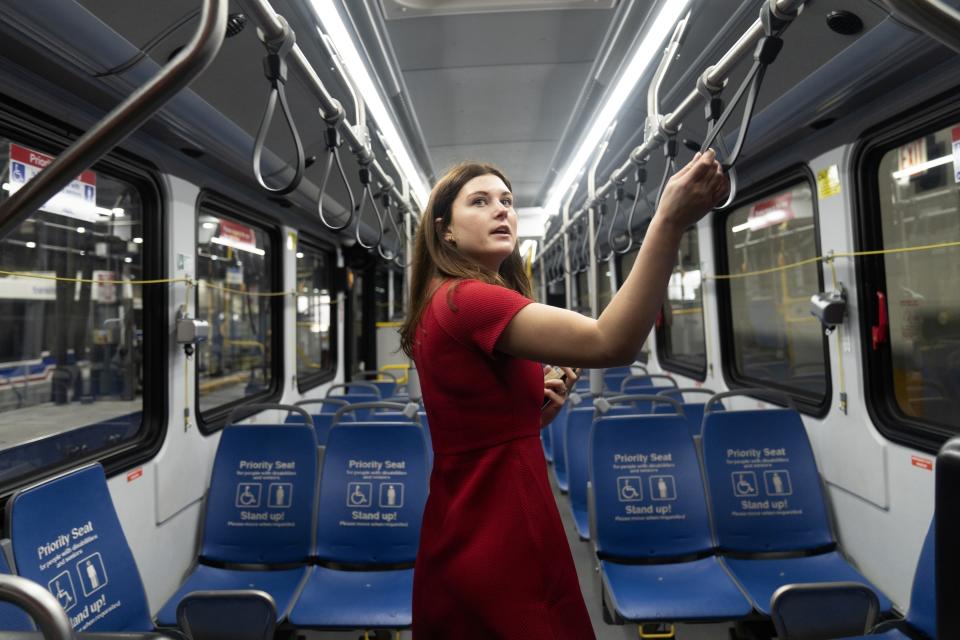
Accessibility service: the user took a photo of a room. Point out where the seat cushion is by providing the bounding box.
[844,631,910,640]
[287,566,413,629]
[723,552,893,615]
[154,565,308,627]
[601,557,752,622]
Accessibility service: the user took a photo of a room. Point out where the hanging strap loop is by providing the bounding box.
[252,16,305,196]
[600,181,626,261]
[354,165,385,251]
[655,136,679,210]
[316,125,355,231]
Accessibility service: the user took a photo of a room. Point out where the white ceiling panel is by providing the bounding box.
[385,10,611,70]
[404,62,591,145]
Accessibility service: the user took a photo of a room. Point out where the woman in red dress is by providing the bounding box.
[400,151,727,638]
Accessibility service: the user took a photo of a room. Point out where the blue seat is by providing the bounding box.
[549,403,571,492]
[831,520,935,640]
[602,367,633,393]
[326,383,382,421]
[0,544,35,631]
[352,371,399,400]
[564,405,596,539]
[288,421,429,629]
[589,411,752,623]
[286,399,355,446]
[657,389,722,439]
[8,464,154,633]
[541,420,553,462]
[155,419,319,626]
[701,407,891,615]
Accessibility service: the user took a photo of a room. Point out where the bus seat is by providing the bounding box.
[288,421,428,629]
[7,463,154,633]
[325,383,382,421]
[154,420,318,627]
[701,408,892,615]
[770,582,880,639]
[549,403,571,492]
[286,399,355,447]
[602,367,632,393]
[564,406,596,539]
[656,389,722,439]
[800,519,935,640]
[589,413,752,623]
[176,590,276,640]
[0,541,35,631]
[541,416,554,462]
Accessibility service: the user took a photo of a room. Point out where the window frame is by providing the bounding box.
[194,192,283,434]
[853,94,960,453]
[296,234,338,393]
[713,166,832,416]
[0,99,166,494]
[656,226,707,381]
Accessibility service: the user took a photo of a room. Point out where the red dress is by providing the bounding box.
[412,279,595,639]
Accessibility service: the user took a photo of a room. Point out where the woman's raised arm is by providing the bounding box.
[496,149,727,368]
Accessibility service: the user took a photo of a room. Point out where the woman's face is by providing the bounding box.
[441,173,517,272]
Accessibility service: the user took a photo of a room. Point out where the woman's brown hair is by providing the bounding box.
[400,161,531,357]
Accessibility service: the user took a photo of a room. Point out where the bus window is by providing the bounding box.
[657,227,706,378]
[0,138,154,486]
[296,243,335,391]
[871,122,960,438]
[196,208,277,426]
[720,179,829,410]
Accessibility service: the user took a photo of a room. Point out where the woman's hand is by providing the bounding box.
[655,148,730,234]
[540,366,578,428]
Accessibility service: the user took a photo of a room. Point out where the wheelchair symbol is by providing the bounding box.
[235,483,262,508]
[732,471,758,497]
[346,482,372,508]
[617,476,643,502]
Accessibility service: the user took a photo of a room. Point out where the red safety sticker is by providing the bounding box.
[127,468,144,482]
[911,456,933,471]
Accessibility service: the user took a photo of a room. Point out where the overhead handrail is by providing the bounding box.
[316,123,355,231]
[237,0,416,216]
[0,0,228,241]
[536,0,807,260]
[226,402,314,427]
[0,574,75,640]
[698,3,794,208]
[251,15,305,195]
[881,0,960,55]
[595,198,615,263]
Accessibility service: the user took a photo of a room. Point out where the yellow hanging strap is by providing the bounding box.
[638,622,676,639]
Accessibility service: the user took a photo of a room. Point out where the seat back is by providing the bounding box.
[905,520,935,638]
[549,403,571,484]
[589,413,714,559]
[602,367,633,393]
[701,409,834,553]
[7,463,153,632]
[0,545,35,631]
[566,407,596,518]
[657,389,721,438]
[315,423,428,564]
[177,590,276,640]
[611,387,677,413]
[200,423,318,565]
[770,582,879,639]
[286,400,355,447]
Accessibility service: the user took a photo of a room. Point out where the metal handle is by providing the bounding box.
[597,394,684,416]
[0,0,228,241]
[619,374,677,391]
[296,398,350,408]
[658,387,717,400]
[326,381,381,397]
[0,574,75,640]
[225,403,313,427]
[704,388,795,413]
[331,401,417,425]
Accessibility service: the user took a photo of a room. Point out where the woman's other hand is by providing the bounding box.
[540,366,578,428]
[656,148,729,233]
